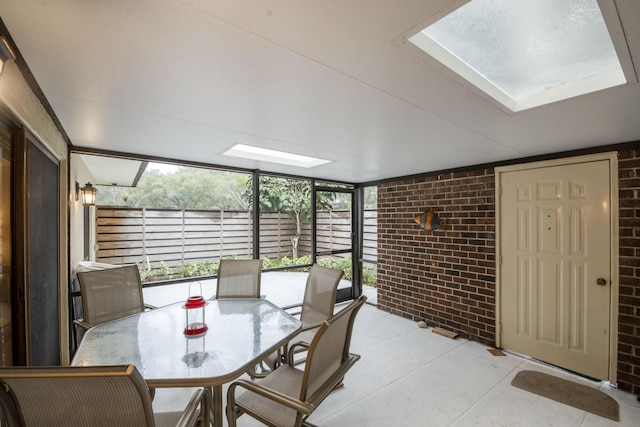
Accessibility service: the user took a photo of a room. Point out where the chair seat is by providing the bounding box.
[236,366,304,426]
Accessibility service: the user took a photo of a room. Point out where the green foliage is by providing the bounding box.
[362,265,377,285]
[242,176,339,258]
[364,186,378,209]
[146,260,217,282]
[157,261,175,279]
[177,261,217,278]
[260,255,312,270]
[318,257,353,280]
[243,176,336,221]
[97,167,250,210]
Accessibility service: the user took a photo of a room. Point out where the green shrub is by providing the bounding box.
[157,261,174,279]
[362,265,377,286]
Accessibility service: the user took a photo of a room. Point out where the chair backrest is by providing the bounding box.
[299,264,343,328]
[76,264,145,327]
[300,295,366,404]
[215,259,262,299]
[0,365,155,427]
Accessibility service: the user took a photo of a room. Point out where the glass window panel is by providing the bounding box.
[315,181,354,190]
[258,176,312,266]
[316,254,352,285]
[90,158,252,282]
[316,208,352,256]
[363,186,377,265]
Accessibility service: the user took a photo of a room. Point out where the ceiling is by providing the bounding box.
[79,154,147,187]
[1,0,639,184]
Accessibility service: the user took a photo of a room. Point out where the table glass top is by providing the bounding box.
[72,299,301,386]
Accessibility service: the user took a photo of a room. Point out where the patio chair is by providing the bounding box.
[258,264,343,373]
[226,295,367,427]
[287,264,344,331]
[214,259,262,299]
[74,264,155,331]
[0,364,209,427]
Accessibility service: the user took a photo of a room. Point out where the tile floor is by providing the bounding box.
[145,272,640,427]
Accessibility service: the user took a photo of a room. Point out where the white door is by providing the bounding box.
[498,157,613,380]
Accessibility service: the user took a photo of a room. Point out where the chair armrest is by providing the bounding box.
[286,342,310,364]
[301,321,323,331]
[228,379,313,415]
[176,388,209,427]
[280,302,302,311]
[280,302,302,317]
[72,319,92,331]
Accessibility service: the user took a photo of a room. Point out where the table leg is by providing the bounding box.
[210,385,223,427]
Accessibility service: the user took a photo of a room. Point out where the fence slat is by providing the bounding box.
[96,207,378,274]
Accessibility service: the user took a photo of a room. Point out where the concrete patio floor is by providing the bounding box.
[145,272,640,427]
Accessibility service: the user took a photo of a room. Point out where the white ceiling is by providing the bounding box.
[1,0,639,183]
[80,155,146,187]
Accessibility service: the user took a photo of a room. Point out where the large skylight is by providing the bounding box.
[408,0,628,112]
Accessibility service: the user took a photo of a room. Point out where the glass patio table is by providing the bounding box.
[71,298,301,426]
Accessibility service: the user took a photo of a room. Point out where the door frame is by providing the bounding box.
[495,152,619,383]
[313,183,360,302]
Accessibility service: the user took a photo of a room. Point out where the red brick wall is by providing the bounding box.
[377,169,496,346]
[377,149,640,394]
[618,149,640,395]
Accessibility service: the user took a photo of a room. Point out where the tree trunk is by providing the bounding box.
[292,210,302,258]
[291,235,299,259]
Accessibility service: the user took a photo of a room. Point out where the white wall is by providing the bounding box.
[69,153,96,271]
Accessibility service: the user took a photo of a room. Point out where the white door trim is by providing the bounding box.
[495,152,619,383]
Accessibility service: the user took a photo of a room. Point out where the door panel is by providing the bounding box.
[0,125,12,366]
[500,159,611,379]
[27,139,60,365]
[314,187,357,302]
[14,130,60,366]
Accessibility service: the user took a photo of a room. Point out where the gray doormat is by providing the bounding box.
[511,370,619,421]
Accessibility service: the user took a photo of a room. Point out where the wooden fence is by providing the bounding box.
[96,207,377,274]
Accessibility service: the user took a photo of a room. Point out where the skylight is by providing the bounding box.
[223,144,331,168]
[408,0,628,112]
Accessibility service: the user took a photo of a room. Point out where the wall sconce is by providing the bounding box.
[76,182,97,206]
[0,36,16,75]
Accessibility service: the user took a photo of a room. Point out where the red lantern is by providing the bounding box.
[183,282,208,337]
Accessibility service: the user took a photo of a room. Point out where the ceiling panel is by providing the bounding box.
[0,0,638,183]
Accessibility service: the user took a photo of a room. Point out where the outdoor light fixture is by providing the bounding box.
[76,182,97,206]
[0,36,16,75]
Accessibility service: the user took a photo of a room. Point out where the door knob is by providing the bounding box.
[596,278,607,286]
